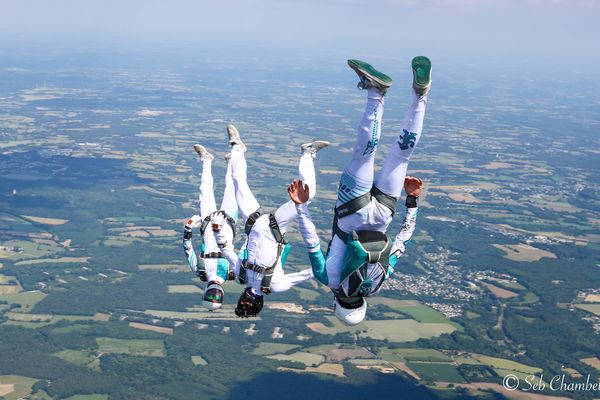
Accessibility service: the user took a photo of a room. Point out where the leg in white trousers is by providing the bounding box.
[230,145,316,233]
[374,91,427,198]
[336,88,384,207]
[199,159,217,218]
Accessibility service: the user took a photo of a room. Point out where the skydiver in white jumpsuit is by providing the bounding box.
[213,125,330,317]
[288,57,431,325]
[183,144,238,310]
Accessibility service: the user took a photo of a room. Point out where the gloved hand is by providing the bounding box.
[211,211,228,232]
[185,215,202,229]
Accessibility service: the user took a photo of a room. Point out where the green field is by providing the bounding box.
[406,362,466,383]
[456,354,542,374]
[96,338,166,357]
[307,316,456,343]
[54,350,96,366]
[251,342,301,356]
[379,348,452,363]
[0,375,39,400]
[64,395,108,400]
[0,291,47,310]
[575,304,600,316]
[267,352,325,367]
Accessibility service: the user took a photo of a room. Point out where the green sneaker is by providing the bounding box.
[411,56,432,96]
[347,59,392,95]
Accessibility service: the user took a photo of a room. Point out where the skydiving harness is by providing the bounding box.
[330,186,397,245]
[196,211,237,282]
[238,208,289,294]
[329,186,397,298]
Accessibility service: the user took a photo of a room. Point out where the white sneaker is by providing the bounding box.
[227,124,246,152]
[301,140,330,158]
[193,144,214,161]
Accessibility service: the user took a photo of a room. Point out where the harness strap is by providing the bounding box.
[241,213,286,295]
[330,186,398,245]
[371,186,397,217]
[244,208,263,235]
[200,251,223,259]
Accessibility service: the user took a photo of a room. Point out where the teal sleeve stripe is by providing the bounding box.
[388,254,399,269]
[309,251,328,285]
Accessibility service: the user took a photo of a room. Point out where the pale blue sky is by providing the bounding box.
[2,0,599,67]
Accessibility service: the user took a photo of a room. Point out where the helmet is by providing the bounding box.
[334,296,367,326]
[235,287,263,318]
[202,282,224,310]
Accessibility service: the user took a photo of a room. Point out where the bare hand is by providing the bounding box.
[287,179,310,205]
[404,176,423,197]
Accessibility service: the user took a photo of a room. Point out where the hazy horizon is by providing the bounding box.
[2,0,599,71]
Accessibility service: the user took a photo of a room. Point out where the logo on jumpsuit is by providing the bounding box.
[398,129,417,150]
[363,109,379,156]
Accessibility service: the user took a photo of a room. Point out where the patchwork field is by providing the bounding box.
[0,375,38,400]
[575,304,600,316]
[580,357,600,372]
[54,350,96,367]
[278,363,345,378]
[129,322,173,335]
[21,215,69,225]
[0,290,46,310]
[407,362,465,383]
[96,338,166,357]
[306,316,456,342]
[251,342,301,356]
[379,348,452,363]
[481,282,519,298]
[267,351,325,366]
[15,257,90,266]
[492,244,557,262]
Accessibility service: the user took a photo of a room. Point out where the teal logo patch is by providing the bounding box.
[398,129,417,150]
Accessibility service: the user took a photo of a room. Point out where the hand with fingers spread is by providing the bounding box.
[211,211,228,232]
[287,179,310,205]
[404,176,423,198]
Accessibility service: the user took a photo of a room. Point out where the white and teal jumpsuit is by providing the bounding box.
[216,144,315,295]
[183,155,238,284]
[295,87,426,291]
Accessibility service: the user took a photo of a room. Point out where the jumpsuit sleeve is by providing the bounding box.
[183,216,201,274]
[295,203,328,285]
[388,206,418,275]
[214,228,239,273]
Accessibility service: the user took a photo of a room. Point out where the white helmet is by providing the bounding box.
[334,297,367,326]
[202,282,224,310]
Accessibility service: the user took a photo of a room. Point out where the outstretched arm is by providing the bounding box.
[388,176,422,274]
[288,180,328,285]
[183,215,202,274]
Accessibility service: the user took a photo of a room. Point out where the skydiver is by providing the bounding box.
[183,144,238,310]
[213,124,330,318]
[287,57,431,325]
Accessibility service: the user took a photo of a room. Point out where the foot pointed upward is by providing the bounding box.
[301,140,330,158]
[348,59,392,95]
[193,144,214,161]
[227,124,246,152]
[411,56,432,96]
